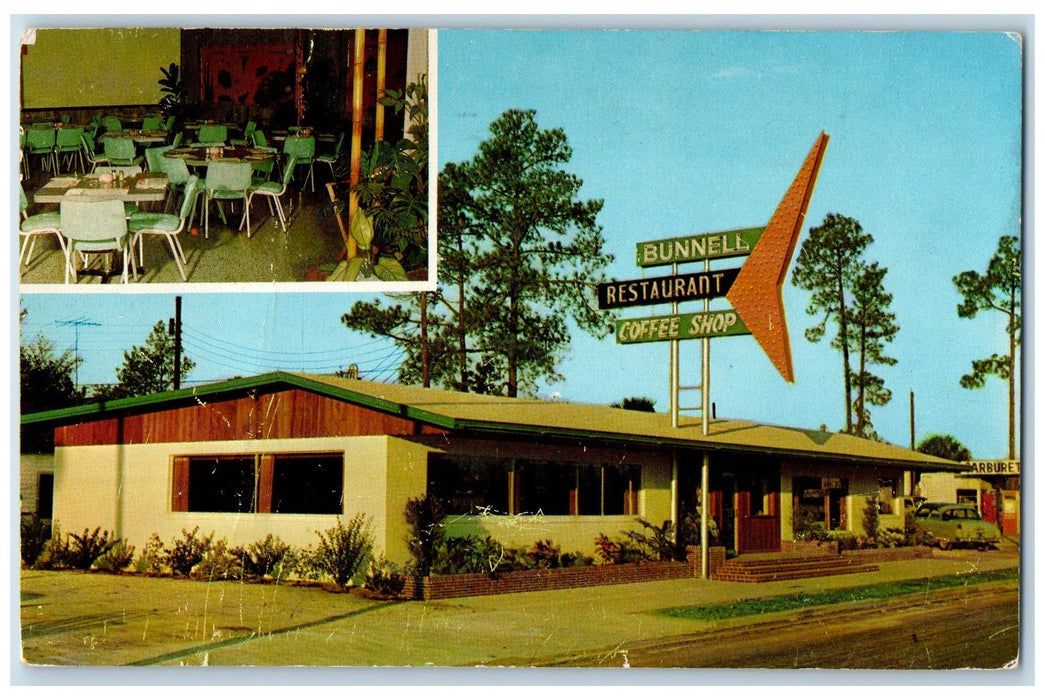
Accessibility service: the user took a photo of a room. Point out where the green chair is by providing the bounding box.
[231,120,257,146]
[282,134,316,191]
[162,115,176,131]
[102,137,144,167]
[169,131,184,148]
[60,198,134,284]
[128,175,199,281]
[241,155,296,235]
[142,115,163,131]
[80,133,111,172]
[249,129,279,180]
[23,127,56,177]
[194,124,227,145]
[144,145,170,173]
[19,185,65,268]
[55,126,85,173]
[316,132,346,183]
[202,161,252,238]
[157,151,192,212]
[101,116,123,133]
[94,166,144,217]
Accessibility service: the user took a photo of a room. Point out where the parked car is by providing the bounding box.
[913,502,1001,551]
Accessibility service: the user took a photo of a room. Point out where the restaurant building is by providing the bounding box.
[21,372,963,564]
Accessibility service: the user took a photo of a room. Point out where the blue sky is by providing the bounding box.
[17,29,1023,461]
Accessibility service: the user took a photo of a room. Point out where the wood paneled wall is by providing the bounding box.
[55,389,446,447]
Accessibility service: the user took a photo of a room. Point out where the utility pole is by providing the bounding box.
[168,296,183,390]
[58,316,100,390]
[909,389,915,450]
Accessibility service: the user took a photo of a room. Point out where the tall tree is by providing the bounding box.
[917,434,972,463]
[451,109,614,397]
[791,213,873,432]
[20,336,86,416]
[104,321,195,399]
[345,109,615,397]
[848,262,898,438]
[953,235,1021,459]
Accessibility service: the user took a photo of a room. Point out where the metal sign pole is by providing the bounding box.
[670,262,680,429]
[701,258,711,579]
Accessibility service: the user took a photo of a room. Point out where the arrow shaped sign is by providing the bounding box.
[725,131,830,383]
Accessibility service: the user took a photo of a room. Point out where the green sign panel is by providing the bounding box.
[615,310,751,344]
[636,226,765,267]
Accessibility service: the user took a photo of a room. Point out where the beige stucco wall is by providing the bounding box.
[52,433,674,566]
[53,436,394,555]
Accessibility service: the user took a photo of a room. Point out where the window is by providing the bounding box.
[271,455,343,514]
[427,455,640,517]
[188,457,256,513]
[173,453,343,514]
[427,454,510,515]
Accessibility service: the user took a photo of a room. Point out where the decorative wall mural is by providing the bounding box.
[200,43,296,106]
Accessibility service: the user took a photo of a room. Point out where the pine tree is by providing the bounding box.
[848,262,898,438]
[106,321,195,399]
[953,235,1021,459]
[791,213,874,432]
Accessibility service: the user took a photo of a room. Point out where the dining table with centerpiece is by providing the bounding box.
[163,145,277,168]
[97,129,170,145]
[33,172,169,204]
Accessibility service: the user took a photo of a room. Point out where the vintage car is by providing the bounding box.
[913,502,1001,550]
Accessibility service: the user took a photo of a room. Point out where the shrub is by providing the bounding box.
[435,535,508,575]
[365,555,406,596]
[135,533,167,574]
[193,538,244,581]
[310,515,374,588]
[828,530,858,552]
[405,495,444,577]
[56,527,122,570]
[20,514,51,568]
[526,539,563,569]
[97,542,136,572]
[879,527,908,548]
[594,532,647,565]
[163,527,213,576]
[233,534,295,580]
[793,506,832,543]
[862,496,880,543]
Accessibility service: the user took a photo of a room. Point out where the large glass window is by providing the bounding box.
[603,464,641,516]
[516,460,574,516]
[175,452,344,515]
[188,457,257,513]
[427,454,510,515]
[272,454,344,514]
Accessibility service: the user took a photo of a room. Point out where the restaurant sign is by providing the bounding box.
[961,460,1020,476]
[636,227,765,267]
[597,268,740,310]
[616,310,750,344]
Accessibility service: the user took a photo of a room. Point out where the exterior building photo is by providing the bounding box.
[22,371,963,564]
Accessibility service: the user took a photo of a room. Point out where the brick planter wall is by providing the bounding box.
[780,540,841,555]
[401,551,729,600]
[844,545,933,562]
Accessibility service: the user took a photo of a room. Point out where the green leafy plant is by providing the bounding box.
[233,534,295,580]
[20,514,51,568]
[135,533,167,574]
[96,541,136,573]
[862,496,880,544]
[352,76,429,268]
[163,527,213,576]
[193,538,244,581]
[55,527,122,570]
[364,555,407,596]
[158,62,186,120]
[594,532,647,565]
[405,495,444,578]
[793,506,830,543]
[309,514,374,588]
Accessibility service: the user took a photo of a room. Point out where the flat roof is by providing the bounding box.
[21,371,964,471]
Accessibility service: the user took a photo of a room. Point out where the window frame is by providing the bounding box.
[172,451,344,515]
